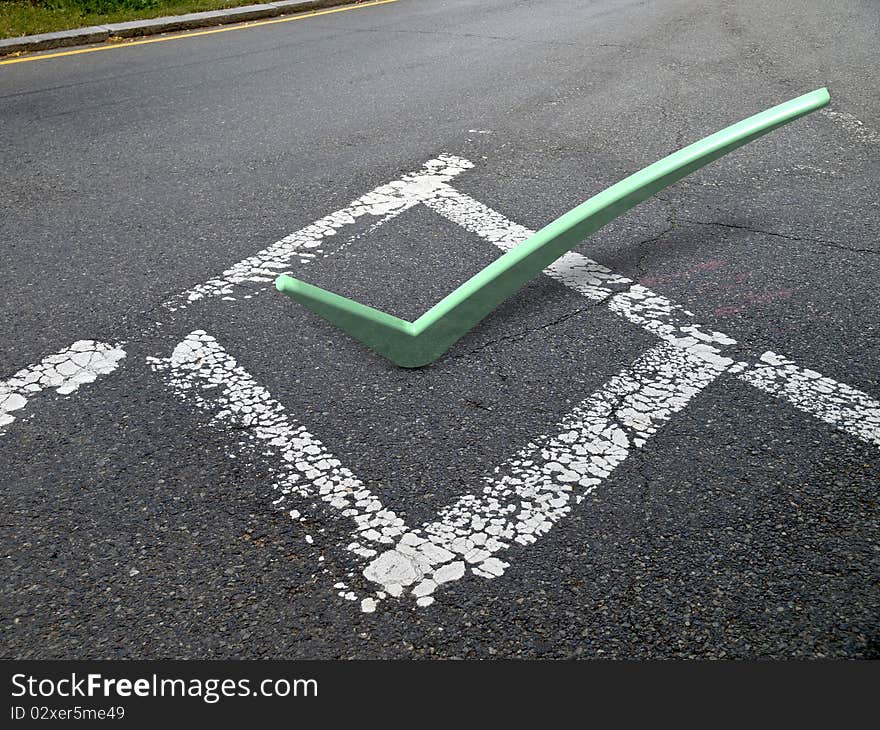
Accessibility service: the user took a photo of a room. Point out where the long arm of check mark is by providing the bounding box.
[276,87,830,367]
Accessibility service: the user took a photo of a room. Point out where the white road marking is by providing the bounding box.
[146,155,879,611]
[7,154,877,614]
[740,352,880,448]
[422,183,880,448]
[424,185,736,365]
[165,155,474,310]
[820,108,880,145]
[364,341,724,603]
[150,332,724,609]
[17,155,872,449]
[0,158,472,438]
[147,331,409,567]
[0,341,126,431]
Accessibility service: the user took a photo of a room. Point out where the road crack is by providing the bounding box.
[678,217,879,255]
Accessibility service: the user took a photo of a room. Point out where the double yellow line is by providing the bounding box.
[0,0,397,66]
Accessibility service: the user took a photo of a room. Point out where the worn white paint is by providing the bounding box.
[147,155,878,612]
[147,332,409,566]
[1,161,468,438]
[821,108,880,145]
[739,352,880,448]
[363,341,724,602]
[424,185,736,366]
[422,183,880,448]
[6,154,877,615]
[0,341,126,431]
[166,155,474,310]
[152,332,724,609]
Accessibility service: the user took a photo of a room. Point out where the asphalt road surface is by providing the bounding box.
[1,0,878,659]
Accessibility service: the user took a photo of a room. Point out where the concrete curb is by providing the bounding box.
[0,0,359,56]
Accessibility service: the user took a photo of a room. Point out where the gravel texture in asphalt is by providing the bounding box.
[1,0,878,658]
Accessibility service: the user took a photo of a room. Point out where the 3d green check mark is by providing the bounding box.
[276,87,830,367]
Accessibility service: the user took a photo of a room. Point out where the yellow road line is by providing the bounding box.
[0,0,397,66]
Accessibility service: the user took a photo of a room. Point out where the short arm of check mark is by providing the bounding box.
[276,88,830,367]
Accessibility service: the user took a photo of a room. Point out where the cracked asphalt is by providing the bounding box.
[1,0,878,658]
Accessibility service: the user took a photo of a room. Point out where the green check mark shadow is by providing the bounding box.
[276,88,830,367]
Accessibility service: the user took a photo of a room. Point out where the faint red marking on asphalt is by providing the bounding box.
[637,261,795,317]
[714,288,795,316]
[638,260,723,286]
